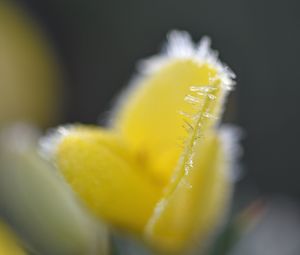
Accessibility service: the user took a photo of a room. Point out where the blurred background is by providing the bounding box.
[0,0,300,254]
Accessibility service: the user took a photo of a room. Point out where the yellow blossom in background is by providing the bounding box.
[42,31,238,254]
[0,0,62,127]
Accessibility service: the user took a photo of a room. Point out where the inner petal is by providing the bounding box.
[112,59,223,185]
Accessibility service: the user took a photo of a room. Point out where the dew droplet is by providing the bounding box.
[202,112,217,119]
[181,179,193,189]
[196,92,206,97]
[178,110,193,118]
[187,154,194,168]
[184,95,201,104]
[207,94,216,100]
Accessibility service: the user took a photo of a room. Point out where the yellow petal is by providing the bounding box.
[111,31,234,185]
[145,130,233,253]
[51,126,162,232]
[0,221,26,255]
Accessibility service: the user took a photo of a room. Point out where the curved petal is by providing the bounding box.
[47,126,162,232]
[111,31,234,185]
[144,130,234,253]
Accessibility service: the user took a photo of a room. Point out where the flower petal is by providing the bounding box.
[111,31,234,185]
[48,125,162,232]
[145,130,234,253]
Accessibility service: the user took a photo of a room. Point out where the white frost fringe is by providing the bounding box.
[109,30,236,125]
[139,30,236,90]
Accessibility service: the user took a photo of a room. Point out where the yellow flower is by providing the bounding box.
[42,31,238,253]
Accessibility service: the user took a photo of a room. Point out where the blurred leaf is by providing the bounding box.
[0,125,108,255]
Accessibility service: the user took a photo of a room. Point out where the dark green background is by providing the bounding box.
[17,0,300,198]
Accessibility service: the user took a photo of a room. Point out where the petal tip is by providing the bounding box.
[139,30,236,91]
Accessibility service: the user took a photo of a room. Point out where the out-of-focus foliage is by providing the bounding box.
[0,125,109,255]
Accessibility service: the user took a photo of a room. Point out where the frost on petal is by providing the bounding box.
[110,30,235,186]
[42,125,162,232]
[144,126,239,253]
